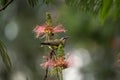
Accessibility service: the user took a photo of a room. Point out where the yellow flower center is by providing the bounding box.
[44,27,53,33]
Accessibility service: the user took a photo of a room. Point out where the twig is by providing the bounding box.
[56,68,60,80]
[57,67,62,80]
[43,67,48,80]
[0,0,14,11]
[59,68,62,80]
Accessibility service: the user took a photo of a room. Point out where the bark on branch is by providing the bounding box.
[0,0,14,11]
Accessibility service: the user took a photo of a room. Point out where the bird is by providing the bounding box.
[41,36,69,50]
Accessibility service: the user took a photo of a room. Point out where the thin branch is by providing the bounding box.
[0,0,14,11]
[43,67,48,80]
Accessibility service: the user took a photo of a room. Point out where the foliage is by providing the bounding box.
[0,0,8,6]
[0,40,12,71]
[0,0,120,21]
[65,0,120,21]
[27,0,39,7]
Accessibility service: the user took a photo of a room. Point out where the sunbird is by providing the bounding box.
[41,36,69,50]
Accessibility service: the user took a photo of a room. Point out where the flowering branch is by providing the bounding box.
[33,12,73,80]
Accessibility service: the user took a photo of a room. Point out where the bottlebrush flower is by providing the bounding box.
[55,55,73,68]
[33,24,66,38]
[40,59,53,68]
[40,56,57,68]
[40,54,73,69]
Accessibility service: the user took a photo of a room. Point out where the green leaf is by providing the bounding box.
[100,0,113,22]
[46,12,52,26]
[0,40,12,71]
[57,44,64,57]
[0,0,8,6]
[27,0,38,7]
[114,0,120,19]
[43,0,54,5]
[65,0,81,7]
[48,68,57,76]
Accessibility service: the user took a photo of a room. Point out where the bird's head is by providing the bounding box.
[60,36,69,40]
[60,36,69,45]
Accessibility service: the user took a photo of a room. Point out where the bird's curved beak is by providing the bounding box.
[63,36,69,39]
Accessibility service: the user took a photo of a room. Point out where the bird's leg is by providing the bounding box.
[49,50,53,59]
[49,50,57,60]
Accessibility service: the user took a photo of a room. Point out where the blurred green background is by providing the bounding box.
[0,0,120,80]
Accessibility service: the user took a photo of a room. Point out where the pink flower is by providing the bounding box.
[40,54,74,69]
[40,57,54,68]
[53,54,74,68]
[53,25,66,33]
[59,57,71,68]
[64,54,74,67]
[33,24,66,38]
[56,57,67,68]
[40,56,56,68]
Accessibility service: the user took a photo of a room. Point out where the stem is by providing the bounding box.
[57,67,62,80]
[0,0,14,11]
[43,67,48,80]
[45,34,49,42]
[56,69,59,80]
[59,69,62,80]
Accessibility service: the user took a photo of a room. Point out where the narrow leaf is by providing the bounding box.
[0,40,12,71]
[114,0,120,19]
[43,0,54,5]
[48,68,57,76]
[57,44,64,57]
[27,0,38,7]
[100,0,113,21]
[0,0,8,6]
